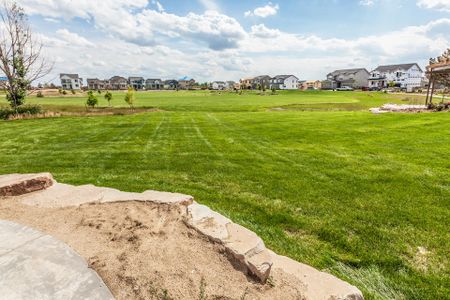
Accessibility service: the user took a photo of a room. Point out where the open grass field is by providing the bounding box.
[1,91,449,299]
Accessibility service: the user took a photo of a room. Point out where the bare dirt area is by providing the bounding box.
[0,197,305,300]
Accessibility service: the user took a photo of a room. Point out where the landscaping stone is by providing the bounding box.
[3,173,364,299]
[187,203,364,299]
[268,250,364,300]
[20,182,193,208]
[0,220,114,300]
[186,203,273,282]
[0,173,54,196]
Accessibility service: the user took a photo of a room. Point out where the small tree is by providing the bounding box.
[124,86,135,109]
[0,1,52,113]
[104,91,113,107]
[86,90,98,108]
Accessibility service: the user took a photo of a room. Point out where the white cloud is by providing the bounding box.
[359,0,375,6]
[55,29,94,47]
[198,0,220,12]
[245,2,279,18]
[250,24,281,38]
[18,0,244,50]
[417,0,450,12]
[152,0,164,12]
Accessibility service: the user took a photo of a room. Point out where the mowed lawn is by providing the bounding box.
[0,91,449,299]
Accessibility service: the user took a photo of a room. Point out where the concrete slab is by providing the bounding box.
[0,220,114,300]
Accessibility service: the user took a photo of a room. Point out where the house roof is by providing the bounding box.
[328,68,369,76]
[179,76,194,81]
[373,63,422,73]
[273,75,299,80]
[253,75,271,80]
[60,73,79,79]
[146,79,162,82]
[213,81,225,84]
[109,76,127,81]
[129,77,144,81]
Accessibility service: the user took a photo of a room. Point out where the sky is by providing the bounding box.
[12,0,450,83]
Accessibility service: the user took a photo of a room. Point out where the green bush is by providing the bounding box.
[0,105,43,120]
[36,91,44,98]
[86,91,98,108]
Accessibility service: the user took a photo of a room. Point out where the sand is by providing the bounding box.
[0,196,305,300]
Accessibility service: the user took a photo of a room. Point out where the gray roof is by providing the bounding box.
[129,77,144,81]
[213,81,226,84]
[109,76,127,81]
[328,68,369,76]
[146,79,162,82]
[273,75,298,80]
[253,75,271,80]
[60,73,79,79]
[373,63,422,73]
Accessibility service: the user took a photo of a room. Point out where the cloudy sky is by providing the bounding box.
[14,0,450,83]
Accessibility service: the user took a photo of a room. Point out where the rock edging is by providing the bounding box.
[0,173,364,300]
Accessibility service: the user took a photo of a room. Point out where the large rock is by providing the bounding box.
[268,250,364,300]
[186,203,273,282]
[0,173,54,196]
[20,182,193,208]
[0,220,114,300]
[187,203,364,299]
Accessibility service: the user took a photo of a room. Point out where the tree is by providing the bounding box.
[86,90,98,108]
[0,1,52,113]
[124,86,135,109]
[104,91,113,107]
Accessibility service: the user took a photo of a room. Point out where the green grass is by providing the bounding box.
[1,90,427,112]
[0,91,449,299]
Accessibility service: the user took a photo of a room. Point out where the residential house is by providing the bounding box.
[128,77,145,90]
[178,76,195,90]
[164,79,179,90]
[109,76,128,90]
[252,75,271,89]
[87,78,110,90]
[211,81,226,90]
[146,79,163,90]
[226,81,236,90]
[239,77,254,89]
[60,74,82,90]
[270,75,299,90]
[300,80,322,90]
[323,68,370,89]
[369,63,423,92]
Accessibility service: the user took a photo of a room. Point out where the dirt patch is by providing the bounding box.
[0,197,305,299]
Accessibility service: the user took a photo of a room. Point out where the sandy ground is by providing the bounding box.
[0,197,305,300]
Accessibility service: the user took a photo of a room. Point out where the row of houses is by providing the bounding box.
[59,74,196,91]
[237,75,300,90]
[60,63,426,93]
[323,63,425,92]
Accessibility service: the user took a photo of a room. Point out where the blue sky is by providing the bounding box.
[14,0,450,83]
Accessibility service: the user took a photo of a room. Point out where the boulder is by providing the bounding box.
[268,250,364,300]
[186,203,273,282]
[0,173,54,196]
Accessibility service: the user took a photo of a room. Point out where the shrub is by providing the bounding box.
[124,87,135,109]
[36,91,44,98]
[62,90,67,95]
[0,105,43,120]
[71,89,76,95]
[104,91,113,107]
[86,91,98,108]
